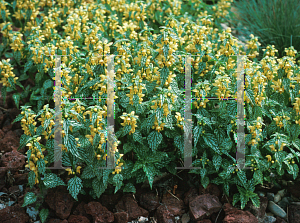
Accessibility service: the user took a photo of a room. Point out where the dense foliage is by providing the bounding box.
[0,0,300,222]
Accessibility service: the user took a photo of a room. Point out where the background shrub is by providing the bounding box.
[230,0,300,58]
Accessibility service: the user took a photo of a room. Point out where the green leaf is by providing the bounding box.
[12,0,17,11]
[39,208,49,223]
[147,131,163,151]
[35,72,43,83]
[22,192,37,207]
[36,125,44,136]
[201,176,210,189]
[43,173,66,188]
[43,79,53,89]
[12,93,21,109]
[174,135,184,155]
[14,51,21,63]
[146,113,156,133]
[212,154,222,171]
[122,143,133,154]
[292,163,299,180]
[1,86,6,105]
[214,128,226,146]
[7,76,15,89]
[92,177,107,198]
[123,125,132,136]
[163,44,169,60]
[12,113,24,124]
[223,182,230,196]
[290,124,300,141]
[28,171,35,188]
[37,159,46,175]
[77,76,102,94]
[203,133,220,153]
[253,170,263,185]
[1,10,6,22]
[232,193,240,207]
[193,125,202,147]
[133,130,143,144]
[123,183,136,193]
[237,170,247,187]
[200,168,207,179]
[160,66,169,88]
[81,165,96,179]
[102,168,111,187]
[132,161,144,172]
[113,174,123,193]
[292,139,300,151]
[24,60,33,73]
[143,164,155,189]
[164,129,179,138]
[65,134,81,159]
[227,124,232,137]
[240,193,249,210]
[245,89,255,106]
[67,176,83,201]
[250,195,260,208]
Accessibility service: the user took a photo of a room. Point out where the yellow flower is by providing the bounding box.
[269,145,276,151]
[266,155,272,162]
[76,166,82,174]
[65,168,73,175]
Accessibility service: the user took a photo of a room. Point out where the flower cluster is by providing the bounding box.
[0,59,18,88]
[120,111,138,135]
[8,33,24,52]
[20,108,37,136]
[25,137,48,184]
[273,115,291,128]
[245,34,261,58]
[248,117,263,146]
[0,0,10,20]
[37,105,55,140]
[212,75,232,99]
[175,112,184,130]
[83,107,106,143]
[126,84,145,105]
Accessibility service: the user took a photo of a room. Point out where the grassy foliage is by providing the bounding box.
[231,0,300,58]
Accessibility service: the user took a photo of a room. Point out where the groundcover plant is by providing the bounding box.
[0,0,300,222]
